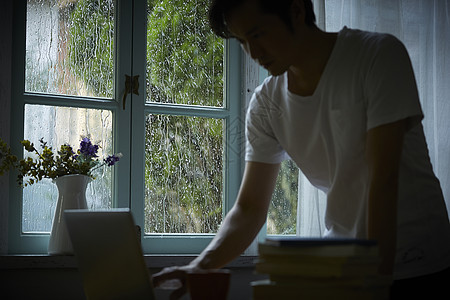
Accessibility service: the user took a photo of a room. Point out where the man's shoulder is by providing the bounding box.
[339,27,404,53]
[248,74,287,119]
[254,74,287,99]
[332,27,407,74]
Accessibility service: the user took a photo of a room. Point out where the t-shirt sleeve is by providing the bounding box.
[245,92,288,164]
[364,34,423,131]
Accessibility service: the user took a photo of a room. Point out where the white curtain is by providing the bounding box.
[298,0,450,236]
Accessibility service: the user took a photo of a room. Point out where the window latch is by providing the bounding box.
[123,75,140,110]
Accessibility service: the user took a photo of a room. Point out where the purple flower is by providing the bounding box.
[79,138,99,157]
[104,154,120,166]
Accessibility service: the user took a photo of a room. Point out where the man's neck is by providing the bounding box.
[287,30,338,96]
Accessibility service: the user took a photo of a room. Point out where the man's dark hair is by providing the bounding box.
[208,0,317,38]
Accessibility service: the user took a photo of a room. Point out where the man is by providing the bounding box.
[153,0,450,298]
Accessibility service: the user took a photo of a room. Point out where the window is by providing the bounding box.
[22,0,116,235]
[9,0,245,254]
[9,0,299,254]
[140,0,244,253]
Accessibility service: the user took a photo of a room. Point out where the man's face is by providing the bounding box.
[226,0,299,76]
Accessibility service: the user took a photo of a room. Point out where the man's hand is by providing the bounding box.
[152,264,202,300]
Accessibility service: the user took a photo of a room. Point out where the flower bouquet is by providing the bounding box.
[0,137,121,186]
[0,136,122,255]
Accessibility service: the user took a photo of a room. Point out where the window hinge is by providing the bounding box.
[123,74,140,110]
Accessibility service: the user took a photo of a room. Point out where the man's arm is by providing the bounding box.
[190,161,281,269]
[366,119,406,275]
[152,161,280,297]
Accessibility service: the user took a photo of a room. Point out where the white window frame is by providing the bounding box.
[7,0,260,255]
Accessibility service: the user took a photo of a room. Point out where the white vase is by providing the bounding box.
[48,174,91,255]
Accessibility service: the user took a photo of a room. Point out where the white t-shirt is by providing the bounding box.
[245,27,450,279]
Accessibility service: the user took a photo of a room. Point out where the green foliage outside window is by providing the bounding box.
[146,0,224,107]
[68,0,114,98]
[145,0,225,233]
[67,0,299,235]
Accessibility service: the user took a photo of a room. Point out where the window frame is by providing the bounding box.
[130,0,246,253]
[8,0,132,254]
[7,0,251,255]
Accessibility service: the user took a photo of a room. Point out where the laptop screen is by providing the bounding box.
[65,209,155,300]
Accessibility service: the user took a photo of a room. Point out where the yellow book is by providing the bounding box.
[259,237,379,258]
[255,258,380,278]
[267,274,393,289]
[251,279,390,300]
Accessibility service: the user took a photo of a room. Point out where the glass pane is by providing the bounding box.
[144,114,224,234]
[26,0,115,98]
[22,104,114,233]
[146,0,224,106]
[267,160,299,235]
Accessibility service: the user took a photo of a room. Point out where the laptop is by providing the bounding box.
[64,209,156,300]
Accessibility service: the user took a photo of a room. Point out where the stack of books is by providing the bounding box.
[252,237,392,300]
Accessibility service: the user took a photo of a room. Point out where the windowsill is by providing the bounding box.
[0,254,257,270]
